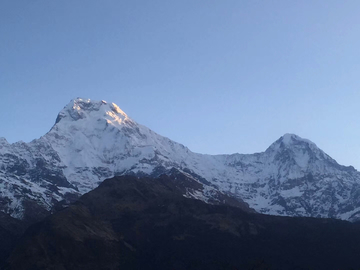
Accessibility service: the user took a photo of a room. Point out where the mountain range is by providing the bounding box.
[7,175,360,270]
[1,98,360,223]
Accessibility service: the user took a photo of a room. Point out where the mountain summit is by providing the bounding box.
[54,98,129,125]
[1,98,360,222]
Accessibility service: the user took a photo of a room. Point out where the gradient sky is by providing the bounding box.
[1,1,360,169]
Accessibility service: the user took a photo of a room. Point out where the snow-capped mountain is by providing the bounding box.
[1,98,360,221]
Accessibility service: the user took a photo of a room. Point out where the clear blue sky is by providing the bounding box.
[1,1,360,169]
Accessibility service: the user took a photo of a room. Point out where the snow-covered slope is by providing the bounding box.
[1,98,360,221]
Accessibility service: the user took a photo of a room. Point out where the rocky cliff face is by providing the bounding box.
[1,98,359,221]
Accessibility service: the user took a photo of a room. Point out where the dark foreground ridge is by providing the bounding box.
[5,175,360,270]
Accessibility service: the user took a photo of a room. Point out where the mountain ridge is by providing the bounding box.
[0,98,359,222]
[7,175,360,270]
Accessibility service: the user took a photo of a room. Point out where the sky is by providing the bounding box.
[1,1,360,169]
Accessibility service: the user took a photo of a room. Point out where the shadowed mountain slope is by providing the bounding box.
[0,212,27,269]
[8,175,360,270]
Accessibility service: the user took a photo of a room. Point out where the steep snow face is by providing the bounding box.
[264,133,338,174]
[1,98,360,222]
[43,98,195,193]
[0,137,76,220]
[220,134,360,221]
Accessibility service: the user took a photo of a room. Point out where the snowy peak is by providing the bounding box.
[0,137,9,146]
[269,133,318,149]
[267,133,322,156]
[54,98,130,125]
[262,133,339,171]
[281,133,312,145]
